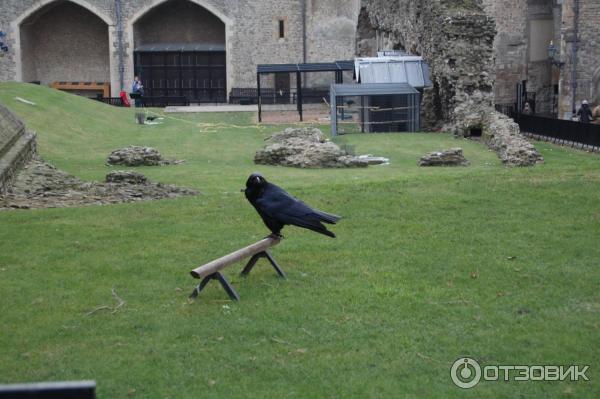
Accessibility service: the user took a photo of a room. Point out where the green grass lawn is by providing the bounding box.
[0,82,599,398]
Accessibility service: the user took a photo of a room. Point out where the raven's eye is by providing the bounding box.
[255,176,261,184]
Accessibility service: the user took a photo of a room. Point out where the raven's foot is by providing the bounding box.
[266,233,284,240]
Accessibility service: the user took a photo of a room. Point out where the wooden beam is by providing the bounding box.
[51,81,110,97]
[190,237,281,279]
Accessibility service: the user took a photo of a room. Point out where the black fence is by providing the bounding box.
[96,96,124,106]
[495,103,517,118]
[96,96,189,108]
[229,88,330,105]
[517,114,600,148]
[140,96,189,107]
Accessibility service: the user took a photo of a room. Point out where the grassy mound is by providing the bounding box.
[0,83,598,397]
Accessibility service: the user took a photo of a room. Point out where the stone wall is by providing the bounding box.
[362,0,496,129]
[481,0,528,106]
[559,0,600,117]
[355,7,377,57]
[0,0,360,96]
[481,0,560,115]
[0,103,37,196]
[482,0,599,118]
[133,0,225,46]
[20,2,111,85]
[307,0,360,63]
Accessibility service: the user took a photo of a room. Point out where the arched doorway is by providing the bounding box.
[18,1,111,94]
[133,0,227,103]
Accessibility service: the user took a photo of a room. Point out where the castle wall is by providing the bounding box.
[0,0,320,96]
[361,0,496,128]
[559,0,600,117]
[133,0,225,46]
[19,2,111,86]
[482,0,599,118]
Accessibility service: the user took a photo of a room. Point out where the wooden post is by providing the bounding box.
[189,237,283,300]
[190,237,280,279]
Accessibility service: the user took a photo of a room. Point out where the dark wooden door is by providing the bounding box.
[135,51,226,103]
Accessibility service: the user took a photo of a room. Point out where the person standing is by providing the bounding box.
[576,100,593,123]
[131,76,144,108]
[522,102,532,115]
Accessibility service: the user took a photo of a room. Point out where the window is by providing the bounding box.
[278,20,285,39]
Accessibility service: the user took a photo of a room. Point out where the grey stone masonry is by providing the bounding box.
[481,0,599,118]
[0,0,361,98]
[362,0,496,128]
[0,103,37,196]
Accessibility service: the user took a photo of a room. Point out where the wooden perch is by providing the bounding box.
[189,237,284,301]
[190,237,280,279]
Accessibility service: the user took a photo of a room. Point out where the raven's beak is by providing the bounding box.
[240,188,245,192]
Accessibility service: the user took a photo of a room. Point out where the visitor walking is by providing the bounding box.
[522,102,532,115]
[576,100,593,123]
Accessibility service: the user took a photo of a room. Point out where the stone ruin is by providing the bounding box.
[359,0,543,167]
[455,109,543,167]
[0,103,37,196]
[106,146,184,166]
[254,127,389,168]
[419,148,469,167]
[1,158,198,210]
[0,105,197,210]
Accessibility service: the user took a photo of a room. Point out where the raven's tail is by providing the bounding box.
[314,210,341,224]
[311,224,336,238]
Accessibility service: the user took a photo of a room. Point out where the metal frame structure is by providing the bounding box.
[256,60,354,122]
[329,83,421,136]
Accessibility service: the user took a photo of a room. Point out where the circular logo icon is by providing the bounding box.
[451,357,482,389]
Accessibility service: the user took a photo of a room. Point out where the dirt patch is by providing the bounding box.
[256,110,331,124]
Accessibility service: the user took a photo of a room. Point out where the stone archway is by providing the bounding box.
[127,0,233,101]
[13,0,113,90]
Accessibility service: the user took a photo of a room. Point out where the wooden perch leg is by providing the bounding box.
[241,251,285,278]
[189,272,240,301]
[188,237,283,301]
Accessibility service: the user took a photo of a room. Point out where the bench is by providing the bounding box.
[51,81,110,98]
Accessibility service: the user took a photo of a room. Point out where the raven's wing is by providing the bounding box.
[256,184,340,236]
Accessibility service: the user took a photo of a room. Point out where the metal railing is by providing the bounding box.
[96,97,125,107]
[96,96,189,108]
[517,114,600,148]
[229,88,330,105]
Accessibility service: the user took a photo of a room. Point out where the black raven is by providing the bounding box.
[243,173,341,238]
